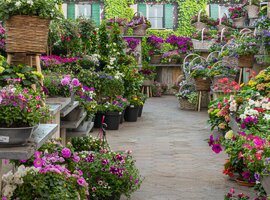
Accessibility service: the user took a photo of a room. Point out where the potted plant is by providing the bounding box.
[106,18,128,34]
[0,84,50,146]
[228,7,247,27]
[165,35,193,54]
[124,38,140,63]
[212,78,241,100]
[137,93,147,117]
[124,95,143,122]
[127,13,151,36]
[147,35,164,64]
[103,101,125,130]
[114,96,130,123]
[235,36,259,68]
[0,0,62,53]
[176,80,198,110]
[139,67,156,86]
[190,64,211,91]
[151,81,163,97]
[161,50,183,64]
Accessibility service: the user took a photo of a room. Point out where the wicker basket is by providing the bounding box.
[238,55,254,68]
[192,39,214,50]
[179,98,197,110]
[222,56,238,68]
[217,24,229,32]
[233,17,245,28]
[5,15,50,53]
[193,10,208,32]
[133,24,147,36]
[194,77,211,91]
[246,5,259,19]
[150,55,162,64]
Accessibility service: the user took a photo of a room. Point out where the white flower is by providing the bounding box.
[27,0,33,6]
[229,100,237,112]
[2,184,17,198]
[240,114,246,120]
[2,171,13,183]
[264,114,270,121]
[262,102,270,110]
[15,1,21,7]
[225,130,234,140]
[255,101,262,108]
[248,99,255,106]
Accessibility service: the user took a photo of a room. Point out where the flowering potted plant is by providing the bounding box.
[176,80,198,110]
[224,188,250,200]
[235,37,259,68]
[165,35,193,54]
[125,95,144,122]
[124,38,140,62]
[0,0,63,53]
[151,81,163,97]
[190,64,211,91]
[208,62,238,83]
[212,78,241,100]
[0,84,50,146]
[106,18,128,34]
[228,7,247,27]
[113,96,130,123]
[147,35,164,64]
[161,50,183,64]
[127,13,151,36]
[103,101,125,130]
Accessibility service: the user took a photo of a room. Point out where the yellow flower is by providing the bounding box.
[225,130,234,140]
[133,97,138,101]
[16,73,25,80]
[32,71,44,80]
[0,66,5,74]
[247,80,257,87]
[240,83,245,87]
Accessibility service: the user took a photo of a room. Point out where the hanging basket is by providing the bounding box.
[246,5,259,19]
[194,77,211,91]
[193,10,208,32]
[150,54,162,64]
[238,55,254,68]
[5,15,50,53]
[233,17,245,28]
[179,98,197,110]
[192,39,214,50]
[217,24,229,32]
[222,56,238,68]
[133,24,147,36]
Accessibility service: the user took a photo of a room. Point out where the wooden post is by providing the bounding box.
[198,91,202,112]
[60,128,66,146]
[239,68,243,84]
[6,54,12,64]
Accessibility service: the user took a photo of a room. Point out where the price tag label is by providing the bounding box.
[130,105,134,108]
[0,136,9,143]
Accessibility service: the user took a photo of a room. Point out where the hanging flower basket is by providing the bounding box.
[5,15,50,53]
[179,98,197,110]
[233,17,245,28]
[245,5,259,19]
[193,10,208,32]
[212,75,236,85]
[133,24,147,36]
[194,77,211,91]
[222,56,238,68]
[238,55,254,68]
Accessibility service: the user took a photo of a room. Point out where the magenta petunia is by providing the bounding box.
[212,144,222,154]
[33,158,43,168]
[77,178,87,186]
[71,78,80,87]
[61,147,72,158]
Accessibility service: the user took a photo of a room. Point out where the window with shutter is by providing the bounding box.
[210,4,219,20]
[147,4,164,29]
[67,2,75,20]
[75,3,91,19]
[91,3,101,26]
[137,4,147,17]
[164,4,174,29]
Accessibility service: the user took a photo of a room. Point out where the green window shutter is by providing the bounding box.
[67,2,75,20]
[164,4,174,29]
[137,4,147,17]
[92,3,101,26]
[210,4,219,20]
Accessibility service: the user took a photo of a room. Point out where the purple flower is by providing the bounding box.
[20,159,27,163]
[254,173,260,181]
[208,135,214,146]
[242,170,250,180]
[102,159,110,165]
[212,144,222,154]
[240,123,246,129]
[34,151,42,159]
[33,158,43,168]
[71,78,80,87]
[72,155,80,163]
[61,77,70,86]
[61,148,72,158]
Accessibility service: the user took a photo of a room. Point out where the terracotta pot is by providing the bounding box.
[236,177,256,187]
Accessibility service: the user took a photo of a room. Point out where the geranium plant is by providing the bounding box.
[228,7,247,20]
[0,0,63,20]
[0,84,50,127]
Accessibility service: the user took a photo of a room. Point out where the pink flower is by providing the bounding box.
[92,187,97,192]
[61,147,71,158]
[72,155,80,163]
[36,104,41,109]
[35,96,41,101]
[255,153,262,160]
[71,78,80,87]
[229,188,235,194]
[77,178,87,186]
[212,144,222,154]
[33,158,43,168]
[61,77,70,86]
[34,151,42,158]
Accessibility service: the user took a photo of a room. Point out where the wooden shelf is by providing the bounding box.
[123,35,145,38]
[46,97,71,110]
[61,112,87,129]
[48,104,61,116]
[0,124,58,160]
[67,122,94,138]
[60,101,79,117]
[150,64,182,67]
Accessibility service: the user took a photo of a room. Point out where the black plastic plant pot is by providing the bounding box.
[138,105,143,117]
[104,112,121,130]
[120,108,126,124]
[124,106,139,122]
[94,112,105,128]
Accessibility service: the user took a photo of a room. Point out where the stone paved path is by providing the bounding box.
[106,96,254,200]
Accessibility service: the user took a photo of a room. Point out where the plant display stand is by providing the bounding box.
[0,124,58,191]
[60,101,87,145]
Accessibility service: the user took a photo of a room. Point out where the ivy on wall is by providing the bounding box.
[104,0,134,20]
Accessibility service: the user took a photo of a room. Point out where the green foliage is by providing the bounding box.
[71,135,110,152]
[104,0,134,20]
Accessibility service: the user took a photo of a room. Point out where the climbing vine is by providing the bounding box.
[104,0,134,20]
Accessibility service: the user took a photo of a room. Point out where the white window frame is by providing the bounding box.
[75,2,92,19]
[146,4,164,29]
